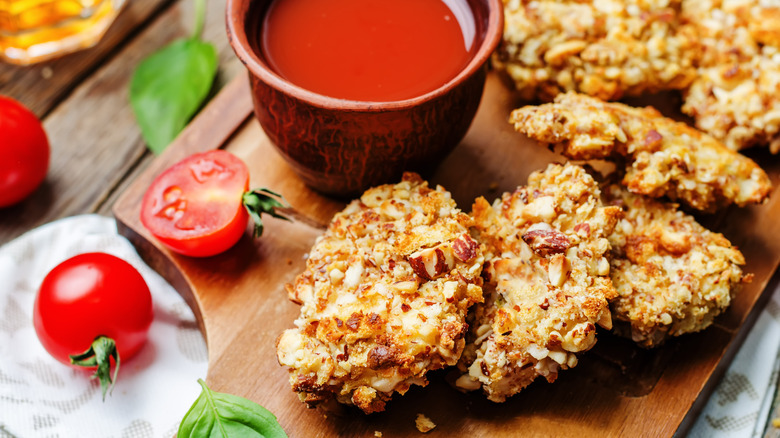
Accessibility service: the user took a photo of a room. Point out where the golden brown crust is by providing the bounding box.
[510,92,772,211]
[496,0,780,151]
[604,184,747,347]
[495,0,699,101]
[277,173,484,413]
[456,163,620,402]
[681,0,780,151]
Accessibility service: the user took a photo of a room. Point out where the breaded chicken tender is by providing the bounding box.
[510,92,771,211]
[681,0,780,152]
[494,0,699,101]
[277,173,484,414]
[604,184,748,347]
[455,163,621,402]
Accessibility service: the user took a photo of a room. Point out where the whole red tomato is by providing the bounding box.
[33,252,153,399]
[140,149,288,257]
[0,96,50,207]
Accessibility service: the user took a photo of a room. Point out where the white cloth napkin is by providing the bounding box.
[689,280,780,438]
[0,215,207,438]
[1,214,778,437]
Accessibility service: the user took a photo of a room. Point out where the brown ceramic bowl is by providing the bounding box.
[226,0,503,197]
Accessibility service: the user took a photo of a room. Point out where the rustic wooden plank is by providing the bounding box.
[0,0,174,117]
[112,73,255,352]
[0,0,245,246]
[113,71,780,437]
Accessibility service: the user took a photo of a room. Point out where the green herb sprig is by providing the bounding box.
[243,188,292,238]
[178,379,288,438]
[130,0,218,154]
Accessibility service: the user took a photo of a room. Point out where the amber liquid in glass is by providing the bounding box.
[0,0,124,65]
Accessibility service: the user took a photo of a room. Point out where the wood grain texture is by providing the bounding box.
[0,0,245,246]
[114,72,780,437]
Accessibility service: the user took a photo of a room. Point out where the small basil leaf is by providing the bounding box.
[130,38,217,154]
[178,379,288,438]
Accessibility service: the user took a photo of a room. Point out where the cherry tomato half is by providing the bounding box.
[0,96,50,207]
[140,150,250,257]
[33,252,153,397]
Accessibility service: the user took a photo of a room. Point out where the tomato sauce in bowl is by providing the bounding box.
[227,0,502,195]
[260,0,477,102]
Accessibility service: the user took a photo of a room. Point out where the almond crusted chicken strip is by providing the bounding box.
[277,173,484,414]
[604,184,748,347]
[681,0,780,152]
[455,163,621,402]
[511,92,771,211]
[495,0,699,101]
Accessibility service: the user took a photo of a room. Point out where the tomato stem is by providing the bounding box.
[69,335,120,401]
[242,188,291,237]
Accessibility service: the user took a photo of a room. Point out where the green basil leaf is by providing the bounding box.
[130,38,217,154]
[178,379,288,438]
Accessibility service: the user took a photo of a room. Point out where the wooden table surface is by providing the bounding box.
[0,0,243,246]
[6,4,780,435]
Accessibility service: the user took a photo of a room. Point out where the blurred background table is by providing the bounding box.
[0,0,243,246]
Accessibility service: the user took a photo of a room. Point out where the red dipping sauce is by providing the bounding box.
[260,0,477,102]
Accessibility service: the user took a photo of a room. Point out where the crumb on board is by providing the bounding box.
[772,418,780,428]
[415,414,436,433]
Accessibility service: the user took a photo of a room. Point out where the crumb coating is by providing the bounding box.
[510,92,771,212]
[495,0,699,101]
[681,0,780,151]
[456,163,620,402]
[277,173,484,413]
[605,184,747,347]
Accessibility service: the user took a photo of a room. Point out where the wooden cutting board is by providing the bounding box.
[113,72,780,437]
